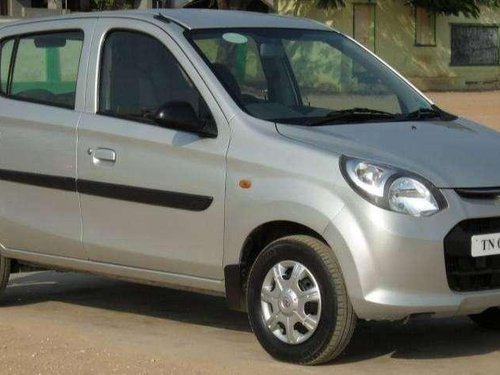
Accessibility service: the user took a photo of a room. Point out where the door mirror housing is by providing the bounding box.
[154,101,217,138]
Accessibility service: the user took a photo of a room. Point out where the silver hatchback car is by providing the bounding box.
[0,9,499,365]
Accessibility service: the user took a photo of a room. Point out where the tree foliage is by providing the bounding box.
[201,0,500,18]
[185,0,271,11]
[405,0,500,18]
[91,0,134,10]
[316,0,500,18]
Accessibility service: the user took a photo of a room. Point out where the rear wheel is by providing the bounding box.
[0,255,10,294]
[246,235,356,365]
[469,307,500,330]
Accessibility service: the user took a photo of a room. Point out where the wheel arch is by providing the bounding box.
[224,220,328,311]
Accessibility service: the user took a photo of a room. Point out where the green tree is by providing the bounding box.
[189,0,272,10]
[91,0,134,10]
[205,0,499,18]
[318,0,500,18]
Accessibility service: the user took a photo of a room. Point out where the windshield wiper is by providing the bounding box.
[405,106,457,121]
[309,108,398,126]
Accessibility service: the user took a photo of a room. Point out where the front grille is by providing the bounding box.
[444,218,500,292]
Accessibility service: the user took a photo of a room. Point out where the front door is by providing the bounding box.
[77,20,229,280]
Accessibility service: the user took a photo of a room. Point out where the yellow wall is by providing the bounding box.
[277,0,500,91]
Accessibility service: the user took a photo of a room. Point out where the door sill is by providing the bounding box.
[1,247,225,296]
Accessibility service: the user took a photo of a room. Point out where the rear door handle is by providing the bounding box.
[89,147,116,165]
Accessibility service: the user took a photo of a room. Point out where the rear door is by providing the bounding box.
[0,20,94,259]
[77,19,229,280]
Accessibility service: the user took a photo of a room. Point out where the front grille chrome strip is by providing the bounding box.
[455,188,500,199]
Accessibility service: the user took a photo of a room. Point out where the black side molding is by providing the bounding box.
[0,168,75,191]
[77,180,213,211]
[0,168,213,212]
[224,264,246,312]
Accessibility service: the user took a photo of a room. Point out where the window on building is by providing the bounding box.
[415,7,436,46]
[0,31,84,108]
[99,30,211,124]
[66,0,83,11]
[451,25,499,66]
[0,0,8,16]
[31,0,48,8]
[353,3,376,52]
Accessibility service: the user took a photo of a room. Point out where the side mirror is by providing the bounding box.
[154,101,217,138]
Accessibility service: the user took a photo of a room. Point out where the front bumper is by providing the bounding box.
[323,189,500,321]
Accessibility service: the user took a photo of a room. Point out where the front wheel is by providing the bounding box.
[469,307,500,330]
[246,235,356,365]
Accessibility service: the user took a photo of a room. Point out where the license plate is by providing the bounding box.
[471,233,500,257]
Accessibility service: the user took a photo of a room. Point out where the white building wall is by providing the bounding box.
[8,0,30,18]
[47,0,63,10]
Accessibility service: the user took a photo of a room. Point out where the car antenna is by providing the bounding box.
[153,11,188,29]
[154,11,171,23]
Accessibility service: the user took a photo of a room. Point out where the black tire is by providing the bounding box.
[0,255,10,292]
[246,235,357,365]
[469,307,500,330]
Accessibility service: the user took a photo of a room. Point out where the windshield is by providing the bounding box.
[188,28,437,125]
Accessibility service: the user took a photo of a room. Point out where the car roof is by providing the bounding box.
[1,9,330,32]
[148,9,329,30]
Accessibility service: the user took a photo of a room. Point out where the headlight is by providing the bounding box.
[340,156,446,217]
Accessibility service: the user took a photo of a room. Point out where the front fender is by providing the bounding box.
[223,175,345,267]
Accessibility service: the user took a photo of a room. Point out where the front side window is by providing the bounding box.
[99,30,211,124]
[0,31,83,108]
[189,28,434,125]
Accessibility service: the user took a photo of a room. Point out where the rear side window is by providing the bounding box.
[99,30,211,124]
[0,30,83,108]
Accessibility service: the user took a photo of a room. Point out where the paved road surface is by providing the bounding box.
[1,271,499,375]
[1,91,499,374]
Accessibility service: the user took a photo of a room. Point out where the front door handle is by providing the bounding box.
[89,147,116,165]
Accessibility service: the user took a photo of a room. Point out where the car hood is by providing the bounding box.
[276,118,500,188]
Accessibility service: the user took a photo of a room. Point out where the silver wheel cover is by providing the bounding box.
[260,260,322,345]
